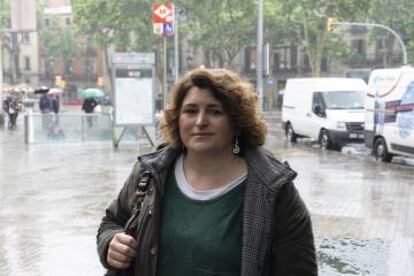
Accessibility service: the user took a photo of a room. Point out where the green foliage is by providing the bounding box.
[0,0,11,50]
[179,0,257,67]
[70,0,412,75]
[72,0,156,51]
[408,41,414,65]
[368,0,414,65]
[39,15,78,62]
[0,0,10,28]
[279,0,371,76]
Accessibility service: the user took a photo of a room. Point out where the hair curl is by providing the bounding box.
[159,68,267,152]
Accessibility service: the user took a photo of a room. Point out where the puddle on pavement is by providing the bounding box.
[316,237,414,275]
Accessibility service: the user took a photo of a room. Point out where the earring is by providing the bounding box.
[232,137,240,154]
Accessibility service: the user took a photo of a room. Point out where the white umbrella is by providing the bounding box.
[48,88,63,95]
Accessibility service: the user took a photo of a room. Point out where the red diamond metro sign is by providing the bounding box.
[152,3,175,36]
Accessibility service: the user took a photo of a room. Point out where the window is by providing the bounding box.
[273,46,292,71]
[22,33,30,44]
[375,39,385,60]
[45,18,50,26]
[244,47,256,72]
[273,53,280,71]
[304,55,310,72]
[66,18,71,25]
[322,91,365,109]
[290,46,297,70]
[85,58,95,75]
[351,39,366,57]
[312,92,326,115]
[45,59,54,77]
[283,47,291,69]
[321,57,328,72]
[24,56,31,70]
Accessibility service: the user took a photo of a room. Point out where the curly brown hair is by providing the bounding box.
[159,68,267,152]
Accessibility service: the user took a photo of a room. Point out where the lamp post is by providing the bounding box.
[329,20,408,65]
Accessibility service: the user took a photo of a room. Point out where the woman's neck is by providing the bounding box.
[182,150,247,190]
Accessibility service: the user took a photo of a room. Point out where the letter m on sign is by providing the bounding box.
[152,4,173,23]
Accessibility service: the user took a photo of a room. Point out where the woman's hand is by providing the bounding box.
[107,232,137,269]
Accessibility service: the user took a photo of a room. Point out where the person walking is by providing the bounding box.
[2,96,10,129]
[5,95,20,129]
[39,94,53,129]
[97,68,317,276]
[81,97,97,127]
[52,95,60,114]
[39,93,52,113]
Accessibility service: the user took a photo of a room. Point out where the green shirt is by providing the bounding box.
[157,172,245,276]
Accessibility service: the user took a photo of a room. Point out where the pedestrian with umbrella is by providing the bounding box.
[3,94,20,129]
[34,86,50,94]
[48,88,63,114]
[38,89,53,129]
[35,86,51,113]
[81,88,104,127]
[81,88,104,98]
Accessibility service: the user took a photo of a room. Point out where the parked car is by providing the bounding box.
[282,78,368,150]
[364,66,414,162]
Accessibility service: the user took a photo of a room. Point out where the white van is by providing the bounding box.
[282,78,368,150]
[365,67,414,162]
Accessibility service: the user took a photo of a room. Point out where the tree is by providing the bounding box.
[281,0,371,77]
[181,0,257,69]
[72,0,159,91]
[0,0,22,84]
[367,0,414,66]
[38,14,79,79]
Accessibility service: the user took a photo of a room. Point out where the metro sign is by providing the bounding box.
[152,3,174,36]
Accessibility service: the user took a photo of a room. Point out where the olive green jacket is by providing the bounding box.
[97,146,317,275]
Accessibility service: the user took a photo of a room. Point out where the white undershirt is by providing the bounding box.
[174,154,247,201]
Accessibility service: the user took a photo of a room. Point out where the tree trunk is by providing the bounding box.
[11,33,21,84]
[103,46,113,95]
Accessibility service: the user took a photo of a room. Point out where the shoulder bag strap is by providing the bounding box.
[124,170,152,235]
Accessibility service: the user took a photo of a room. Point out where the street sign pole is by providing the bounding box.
[152,2,175,108]
[163,36,168,108]
[174,13,179,82]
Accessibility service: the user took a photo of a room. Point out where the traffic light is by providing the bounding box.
[55,75,62,87]
[326,17,336,32]
[97,76,104,87]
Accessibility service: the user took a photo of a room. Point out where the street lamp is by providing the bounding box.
[326,17,336,33]
[328,19,408,65]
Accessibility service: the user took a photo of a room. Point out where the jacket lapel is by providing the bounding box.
[241,174,276,275]
[240,148,297,276]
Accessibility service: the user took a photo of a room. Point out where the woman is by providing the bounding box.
[97,68,317,275]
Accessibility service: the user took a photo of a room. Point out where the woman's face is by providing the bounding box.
[179,86,235,155]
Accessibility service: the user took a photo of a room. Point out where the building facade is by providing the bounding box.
[38,0,105,102]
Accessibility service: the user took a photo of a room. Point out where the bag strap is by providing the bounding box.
[106,170,153,276]
[124,170,152,235]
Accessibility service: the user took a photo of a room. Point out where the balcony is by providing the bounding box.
[350,25,368,34]
[84,48,97,57]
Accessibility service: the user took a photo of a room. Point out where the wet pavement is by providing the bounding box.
[1,115,414,275]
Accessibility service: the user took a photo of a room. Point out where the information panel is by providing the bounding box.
[114,67,154,125]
